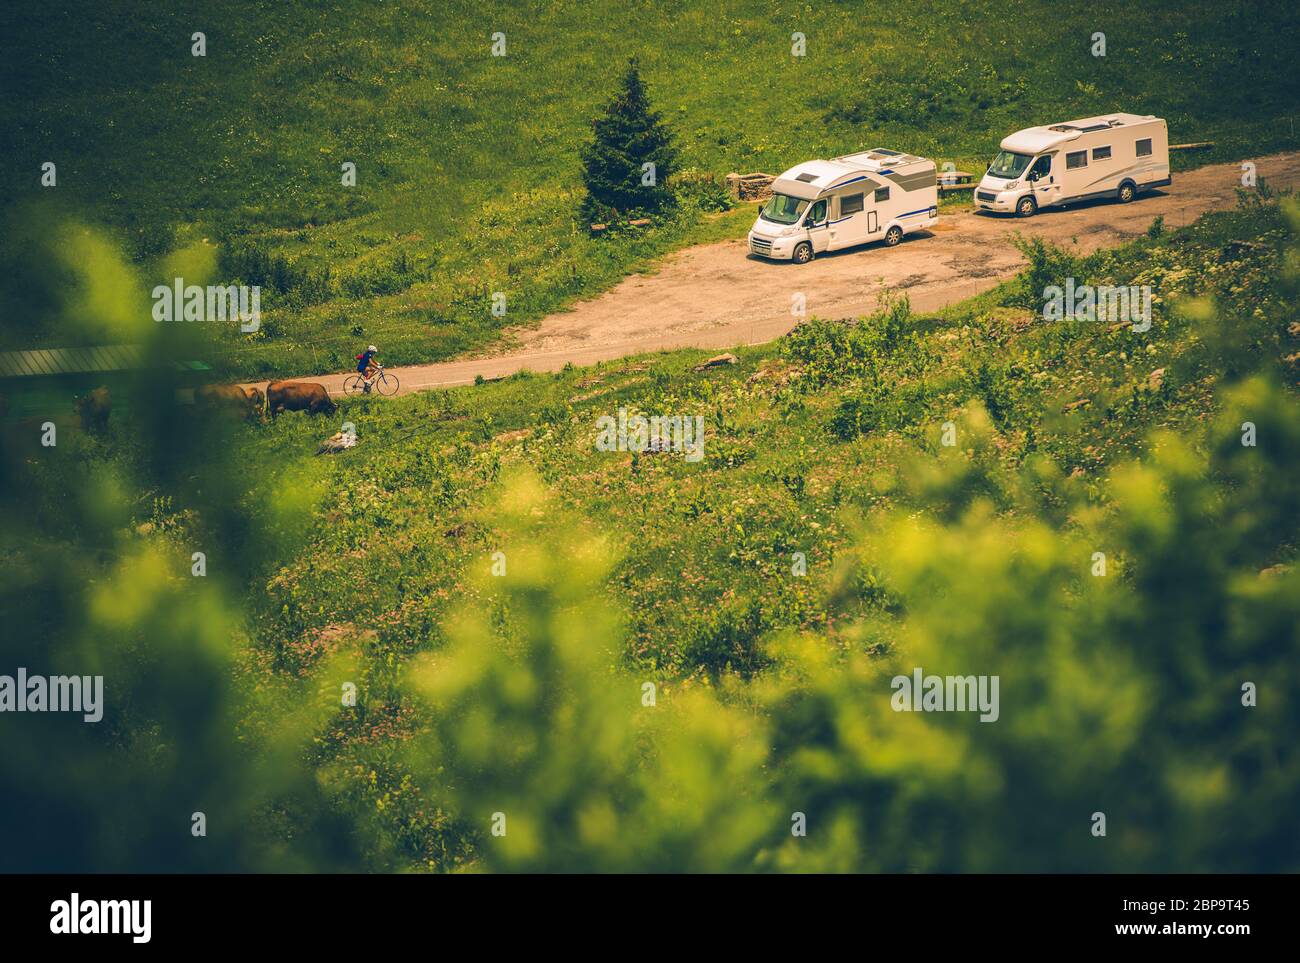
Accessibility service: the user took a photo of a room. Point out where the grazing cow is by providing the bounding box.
[75,386,111,433]
[196,384,264,421]
[266,380,337,419]
[246,386,266,416]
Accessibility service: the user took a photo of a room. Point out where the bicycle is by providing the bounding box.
[343,363,400,396]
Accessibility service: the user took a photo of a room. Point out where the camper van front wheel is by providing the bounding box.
[1117,181,1136,203]
[884,226,903,247]
[1016,196,1037,218]
[793,242,813,264]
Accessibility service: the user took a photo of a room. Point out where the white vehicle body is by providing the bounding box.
[748,148,938,262]
[975,113,1170,215]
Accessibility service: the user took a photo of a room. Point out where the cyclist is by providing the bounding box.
[355,345,379,392]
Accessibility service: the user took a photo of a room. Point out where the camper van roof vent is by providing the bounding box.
[1049,122,1112,134]
[795,172,819,183]
[871,148,902,156]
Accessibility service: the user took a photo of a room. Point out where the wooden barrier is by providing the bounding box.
[937,171,976,193]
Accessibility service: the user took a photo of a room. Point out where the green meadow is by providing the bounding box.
[3,0,1298,376]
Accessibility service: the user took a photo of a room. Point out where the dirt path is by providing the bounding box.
[254,152,1300,396]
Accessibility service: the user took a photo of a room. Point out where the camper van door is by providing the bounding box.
[1029,155,1059,206]
[828,190,872,250]
[806,198,831,253]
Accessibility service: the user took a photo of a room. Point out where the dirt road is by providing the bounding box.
[255,152,1300,396]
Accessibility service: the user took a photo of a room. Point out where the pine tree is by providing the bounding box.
[580,58,679,222]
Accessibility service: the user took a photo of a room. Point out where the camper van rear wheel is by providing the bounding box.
[793,242,813,264]
[1016,196,1037,218]
[884,226,903,247]
[1117,181,1136,203]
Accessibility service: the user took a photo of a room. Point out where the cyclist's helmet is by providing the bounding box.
[368,345,378,353]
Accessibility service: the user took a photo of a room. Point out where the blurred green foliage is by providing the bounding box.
[0,223,366,871]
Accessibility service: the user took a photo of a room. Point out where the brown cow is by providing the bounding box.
[266,381,337,419]
[75,386,111,433]
[246,386,266,416]
[196,384,264,421]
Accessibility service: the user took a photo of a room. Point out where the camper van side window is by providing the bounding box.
[1066,151,1088,170]
[841,193,865,215]
[1092,146,1112,161]
[874,186,890,203]
[1136,138,1152,157]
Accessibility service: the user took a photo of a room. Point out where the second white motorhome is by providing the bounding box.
[975,113,1170,217]
[748,149,938,263]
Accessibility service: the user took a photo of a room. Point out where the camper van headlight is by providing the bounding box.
[1002,180,1019,190]
[778,226,801,237]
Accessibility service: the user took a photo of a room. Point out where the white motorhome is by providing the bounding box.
[748,149,938,263]
[975,113,1170,217]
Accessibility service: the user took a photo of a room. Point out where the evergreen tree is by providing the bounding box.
[580,58,678,222]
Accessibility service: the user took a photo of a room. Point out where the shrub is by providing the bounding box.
[1008,234,1081,310]
[671,168,734,213]
[781,291,920,389]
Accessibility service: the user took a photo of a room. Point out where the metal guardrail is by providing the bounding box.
[0,345,211,379]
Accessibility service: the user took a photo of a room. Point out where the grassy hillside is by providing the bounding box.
[244,194,1297,668]
[6,191,1297,872]
[208,192,1296,868]
[3,1,1298,377]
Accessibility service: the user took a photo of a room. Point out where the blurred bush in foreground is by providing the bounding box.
[0,218,363,871]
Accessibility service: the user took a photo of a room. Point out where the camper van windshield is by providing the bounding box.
[761,193,810,225]
[988,150,1033,179]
